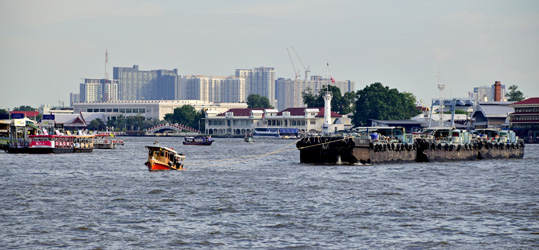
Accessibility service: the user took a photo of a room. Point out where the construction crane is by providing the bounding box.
[291,46,310,81]
[286,48,301,82]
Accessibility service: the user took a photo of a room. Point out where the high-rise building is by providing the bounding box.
[468,81,507,102]
[235,69,253,100]
[113,65,179,101]
[275,76,355,111]
[235,67,275,104]
[70,93,80,107]
[180,75,245,103]
[79,78,118,103]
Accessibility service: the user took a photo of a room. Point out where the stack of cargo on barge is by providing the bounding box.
[296,127,525,164]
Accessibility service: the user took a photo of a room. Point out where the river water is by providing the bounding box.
[1,137,538,249]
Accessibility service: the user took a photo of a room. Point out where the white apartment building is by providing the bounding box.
[235,67,275,104]
[181,75,245,103]
[79,78,119,103]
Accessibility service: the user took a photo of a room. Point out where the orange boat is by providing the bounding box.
[144,145,186,171]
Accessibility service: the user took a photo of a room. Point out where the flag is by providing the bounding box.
[330,77,335,83]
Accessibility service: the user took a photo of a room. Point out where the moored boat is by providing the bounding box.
[183,135,214,145]
[296,126,525,164]
[73,135,94,153]
[253,128,280,138]
[145,146,186,171]
[94,133,116,149]
[26,135,74,154]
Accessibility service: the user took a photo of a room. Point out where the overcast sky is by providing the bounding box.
[1,0,538,109]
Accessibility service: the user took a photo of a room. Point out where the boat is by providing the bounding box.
[23,135,74,154]
[144,146,185,171]
[94,133,116,149]
[73,135,94,153]
[253,128,280,138]
[183,135,214,146]
[244,134,255,143]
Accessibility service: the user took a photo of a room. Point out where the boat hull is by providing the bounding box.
[145,159,183,171]
[183,141,213,146]
[74,148,94,153]
[297,136,525,164]
[6,147,74,154]
[95,143,115,149]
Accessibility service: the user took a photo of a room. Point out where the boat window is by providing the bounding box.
[452,132,459,137]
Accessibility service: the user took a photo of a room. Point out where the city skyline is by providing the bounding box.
[1,0,538,109]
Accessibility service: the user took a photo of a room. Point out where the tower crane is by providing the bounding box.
[286,48,301,82]
[291,46,310,81]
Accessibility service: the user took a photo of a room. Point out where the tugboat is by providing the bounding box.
[183,135,214,146]
[144,145,186,171]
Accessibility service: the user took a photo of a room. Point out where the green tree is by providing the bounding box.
[164,105,200,129]
[506,85,524,101]
[302,85,355,114]
[247,94,274,108]
[88,118,105,131]
[0,109,7,114]
[106,118,116,130]
[352,82,420,126]
[116,115,126,131]
[141,118,160,130]
[13,105,37,111]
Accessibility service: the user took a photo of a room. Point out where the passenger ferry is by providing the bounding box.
[253,128,280,138]
[145,146,185,171]
[26,135,74,154]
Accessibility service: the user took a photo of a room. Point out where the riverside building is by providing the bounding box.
[204,107,349,137]
[73,100,247,121]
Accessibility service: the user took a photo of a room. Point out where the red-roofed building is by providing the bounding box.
[509,97,539,142]
[204,107,350,137]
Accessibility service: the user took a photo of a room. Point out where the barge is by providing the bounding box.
[296,127,525,164]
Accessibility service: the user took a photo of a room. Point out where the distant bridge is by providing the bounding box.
[145,123,200,134]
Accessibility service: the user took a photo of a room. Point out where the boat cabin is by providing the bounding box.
[145,146,186,171]
[352,126,408,143]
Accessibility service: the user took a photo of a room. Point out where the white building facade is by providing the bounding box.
[204,107,348,137]
[73,100,247,121]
